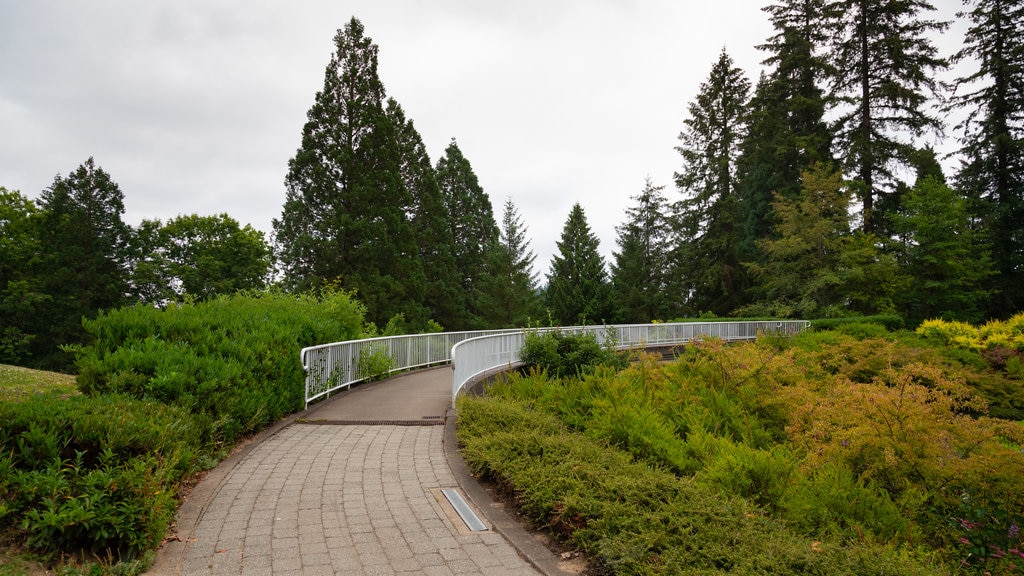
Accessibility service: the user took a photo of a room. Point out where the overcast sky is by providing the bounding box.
[1,1,966,277]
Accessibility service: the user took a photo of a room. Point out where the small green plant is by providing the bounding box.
[519,329,623,379]
[357,346,393,382]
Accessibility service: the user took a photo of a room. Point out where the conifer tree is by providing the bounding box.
[546,203,613,325]
[894,176,995,324]
[670,49,751,315]
[611,178,671,323]
[34,157,132,369]
[951,0,1024,314]
[386,99,462,329]
[738,0,833,266]
[274,17,426,328]
[826,0,947,234]
[435,138,498,329]
[479,197,542,328]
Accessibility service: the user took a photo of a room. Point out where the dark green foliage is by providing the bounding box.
[738,0,834,269]
[0,392,201,560]
[745,164,900,317]
[0,188,49,365]
[951,0,1024,315]
[33,158,133,370]
[670,49,751,316]
[893,177,995,325]
[826,0,948,233]
[274,17,426,328]
[809,314,905,332]
[386,100,462,330]
[131,213,272,304]
[546,203,613,325]
[610,178,671,323]
[478,197,542,328]
[73,290,365,443]
[436,139,498,329]
[518,329,623,379]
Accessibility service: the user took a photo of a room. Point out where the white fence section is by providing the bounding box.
[301,329,519,407]
[449,321,810,399]
[301,321,810,407]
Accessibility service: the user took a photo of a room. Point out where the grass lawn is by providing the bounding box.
[0,363,77,402]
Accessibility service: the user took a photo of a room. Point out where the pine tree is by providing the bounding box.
[546,203,613,325]
[826,0,948,234]
[273,17,426,328]
[34,157,132,369]
[738,0,834,266]
[894,176,995,324]
[479,197,542,328]
[435,138,498,329]
[670,49,751,315]
[386,99,462,329]
[610,178,671,323]
[951,0,1024,314]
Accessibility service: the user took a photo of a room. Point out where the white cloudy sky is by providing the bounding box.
[0,1,966,277]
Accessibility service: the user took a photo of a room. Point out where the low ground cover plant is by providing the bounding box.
[460,326,1024,575]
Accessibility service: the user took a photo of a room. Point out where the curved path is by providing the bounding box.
[148,367,572,576]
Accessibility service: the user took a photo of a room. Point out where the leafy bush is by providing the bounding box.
[519,328,623,379]
[74,289,366,443]
[0,392,201,560]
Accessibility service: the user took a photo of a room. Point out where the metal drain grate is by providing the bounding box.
[441,488,488,531]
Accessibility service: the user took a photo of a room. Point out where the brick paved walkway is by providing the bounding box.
[148,368,548,575]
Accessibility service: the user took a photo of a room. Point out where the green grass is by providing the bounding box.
[0,363,78,402]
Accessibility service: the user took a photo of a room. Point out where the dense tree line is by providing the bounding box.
[0,162,273,370]
[594,0,1022,325]
[4,3,1022,369]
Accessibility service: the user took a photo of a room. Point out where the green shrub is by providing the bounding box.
[457,394,946,576]
[519,329,623,379]
[811,314,905,332]
[356,345,393,382]
[0,393,200,560]
[74,289,365,443]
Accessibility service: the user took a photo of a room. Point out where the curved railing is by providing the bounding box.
[449,321,810,399]
[301,320,809,407]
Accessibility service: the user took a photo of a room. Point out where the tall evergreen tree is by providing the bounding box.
[670,49,751,315]
[951,0,1024,314]
[435,138,498,329]
[610,178,671,323]
[894,176,995,324]
[34,157,132,369]
[479,197,542,328]
[273,17,426,328]
[738,0,833,266]
[546,203,613,325]
[386,99,462,329]
[826,0,948,234]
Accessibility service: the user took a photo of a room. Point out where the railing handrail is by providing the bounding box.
[300,320,810,408]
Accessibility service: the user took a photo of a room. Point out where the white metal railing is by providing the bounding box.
[301,329,520,407]
[449,321,810,399]
[301,321,809,407]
